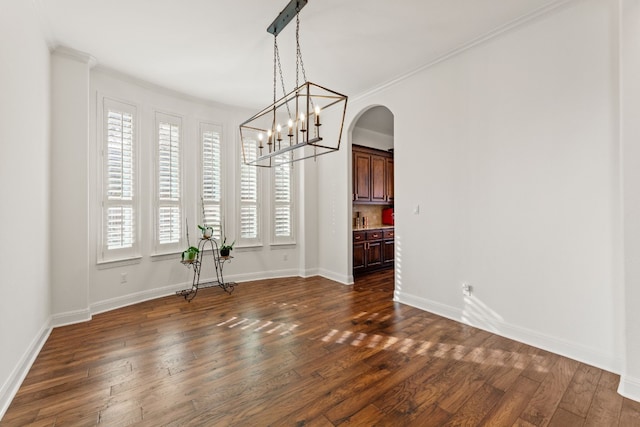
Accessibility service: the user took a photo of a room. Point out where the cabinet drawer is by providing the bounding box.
[353,231,366,242]
[383,229,394,239]
[366,230,383,241]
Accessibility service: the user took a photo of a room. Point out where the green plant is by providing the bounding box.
[181,246,199,262]
[220,238,235,252]
[197,224,213,238]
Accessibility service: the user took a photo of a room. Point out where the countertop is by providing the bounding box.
[353,225,394,231]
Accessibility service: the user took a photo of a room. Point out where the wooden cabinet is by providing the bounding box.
[352,145,393,204]
[382,229,395,267]
[353,152,372,202]
[385,157,394,203]
[353,228,394,275]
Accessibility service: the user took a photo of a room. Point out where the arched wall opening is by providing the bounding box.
[348,105,395,281]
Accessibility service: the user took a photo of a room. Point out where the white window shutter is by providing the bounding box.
[156,113,183,250]
[101,99,139,262]
[201,124,222,240]
[239,140,260,242]
[272,151,294,243]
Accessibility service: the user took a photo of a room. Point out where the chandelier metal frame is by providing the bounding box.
[239,0,348,167]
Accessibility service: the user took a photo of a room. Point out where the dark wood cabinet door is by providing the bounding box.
[386,157,394,203]
[354,153,371,201]
[371,155,387,202]
[353,242,366,271]
[367,241,382,267]
[383,239,394,266]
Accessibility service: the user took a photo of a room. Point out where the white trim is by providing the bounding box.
[90,282,192,316]
[395,290,623,374]
[317,268,352,285]
[299,268,320,278]
[50,308,92,328]
[0,322,51,420]
[52,45,97,68]
[217,269,300,284]
[352,0,575,104]
[618,375,640,402]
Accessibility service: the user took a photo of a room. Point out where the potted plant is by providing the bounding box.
[181,246,199,263]
[219,238,235,257]
[198,224,213,239]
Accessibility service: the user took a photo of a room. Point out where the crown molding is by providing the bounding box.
[352,0,576,103]
[52,46,98,68]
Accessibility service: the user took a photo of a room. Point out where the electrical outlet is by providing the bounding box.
[283,253,288,261]
[462,282,472,296]
[121,273,127,284]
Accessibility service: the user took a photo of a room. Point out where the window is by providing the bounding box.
[200,123,222,240]
[238,138,261,246]
[155,112,183,253]
[272,152,294,244]
[100,98,139,261]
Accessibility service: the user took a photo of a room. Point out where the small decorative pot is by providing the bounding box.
[220,248,230,257]
[203,227,213,239]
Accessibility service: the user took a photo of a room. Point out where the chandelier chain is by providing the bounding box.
[274,36,292,118]
[296,12,308,86]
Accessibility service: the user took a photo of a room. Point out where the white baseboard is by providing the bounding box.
[90,282,192,315]
[395,290,622,375]
[317,268,352,285]
[299,268,319,278]
[0,321,51,420]
[618,375,640,402]
[222,268,300,284]
[50,308,91,328]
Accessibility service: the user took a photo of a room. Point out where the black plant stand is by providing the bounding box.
[176,238,235,302]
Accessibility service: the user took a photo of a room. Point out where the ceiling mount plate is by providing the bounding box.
[267,0,308,36]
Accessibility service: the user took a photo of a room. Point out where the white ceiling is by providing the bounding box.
[35,0,564,110]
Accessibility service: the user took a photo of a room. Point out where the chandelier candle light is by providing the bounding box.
[239,0,348,167]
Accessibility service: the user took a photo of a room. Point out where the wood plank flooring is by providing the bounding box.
[2,270,639,426]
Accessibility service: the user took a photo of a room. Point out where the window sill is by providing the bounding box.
[150,251,182,262]
[270,242,296,249]
[97,256,143,269]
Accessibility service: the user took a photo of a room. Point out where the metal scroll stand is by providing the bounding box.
[176,238,236,302]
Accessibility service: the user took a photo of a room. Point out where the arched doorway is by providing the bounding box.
[350,106,395,280]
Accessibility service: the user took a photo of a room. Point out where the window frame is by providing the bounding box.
[154,111,184,255]
[98,97,141,264]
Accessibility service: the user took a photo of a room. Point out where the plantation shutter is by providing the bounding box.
[157,116,182,247]
[106,109,135,249]
[240,140,259,241]
[101,98,139,262]
[201,124,222,240]
[273,152,292,239]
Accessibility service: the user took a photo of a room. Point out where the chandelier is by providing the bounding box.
[239,0,348,167]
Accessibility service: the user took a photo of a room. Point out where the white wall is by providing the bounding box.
[0,0,52,417]
[50,48,93,325]
[620,0,640,402]
[318,0,625,372]
[352,126,393,151]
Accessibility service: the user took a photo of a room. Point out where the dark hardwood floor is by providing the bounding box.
[2,270,640,426]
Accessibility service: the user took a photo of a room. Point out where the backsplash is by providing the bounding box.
[353,204,386,228]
